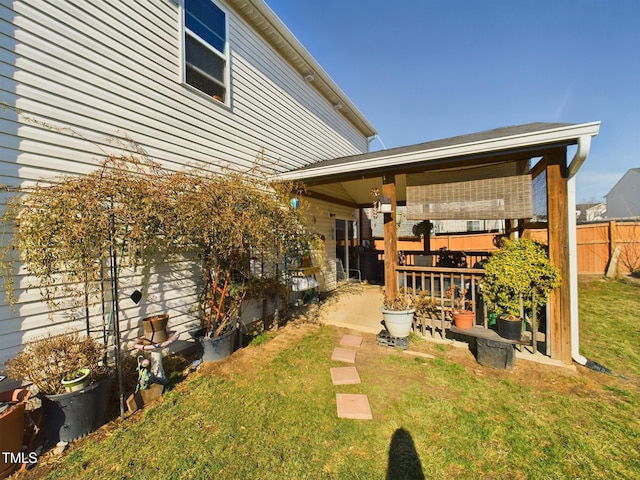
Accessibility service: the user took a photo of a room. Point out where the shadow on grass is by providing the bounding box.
[387,427,425,480]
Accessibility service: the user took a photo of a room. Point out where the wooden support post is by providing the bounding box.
[383,175,397,300]
[545,148,572,364]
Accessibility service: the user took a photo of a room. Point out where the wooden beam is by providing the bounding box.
[303,190,359,208]
[545,148,572,364]
[383,175,397,299]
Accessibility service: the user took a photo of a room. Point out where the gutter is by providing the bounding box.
[275,122,601,182]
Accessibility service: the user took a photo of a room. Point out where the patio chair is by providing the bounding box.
[335,258,362,284]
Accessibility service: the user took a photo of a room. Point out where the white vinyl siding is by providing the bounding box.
[305,198,360,292]
[0,0,369,364]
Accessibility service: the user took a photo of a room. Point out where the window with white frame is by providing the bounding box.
[183,0,228,102]
[466,220,481,232]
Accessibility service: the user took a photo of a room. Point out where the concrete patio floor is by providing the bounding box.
[317,282,571,369]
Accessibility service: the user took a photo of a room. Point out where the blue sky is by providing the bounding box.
[265,0,640,203]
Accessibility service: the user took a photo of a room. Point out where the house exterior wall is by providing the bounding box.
[304,198,359,292]
[0,0,370,364]
[606,169,640,218]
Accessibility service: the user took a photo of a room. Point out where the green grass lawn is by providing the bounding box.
[32,278,640,479]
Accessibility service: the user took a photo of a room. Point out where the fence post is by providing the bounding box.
[609,220,617,275]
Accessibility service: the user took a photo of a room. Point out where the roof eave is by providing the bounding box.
[275,121,601,182]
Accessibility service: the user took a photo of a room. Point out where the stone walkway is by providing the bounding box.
[332,334,372,420]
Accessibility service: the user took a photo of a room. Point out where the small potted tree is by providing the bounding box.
[380,288,416,338]
[481,238,561,340]
[6,332,112,444]
[0,143,179,422]
[173,164,307,362]
[446,284,475,329]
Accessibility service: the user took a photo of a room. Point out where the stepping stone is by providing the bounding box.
[340,335,363,348]
[332,347,357,363]
[336,393,373,420]
[330,366,361,385]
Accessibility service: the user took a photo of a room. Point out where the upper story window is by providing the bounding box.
[183,0,228,102]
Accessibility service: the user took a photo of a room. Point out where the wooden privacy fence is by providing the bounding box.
[526,220,640,275]
[374,220,640,276]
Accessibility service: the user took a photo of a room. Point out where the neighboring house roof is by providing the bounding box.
[228,0,377,138]
[604,168,640,198]
[276,122,601,188]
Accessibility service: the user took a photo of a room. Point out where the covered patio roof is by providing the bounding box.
[277,120,602,366]
[276,122,601,207]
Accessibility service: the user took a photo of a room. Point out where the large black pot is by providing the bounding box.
[497,314,522,341]
[41,375,113,444]
[192,326,237,363]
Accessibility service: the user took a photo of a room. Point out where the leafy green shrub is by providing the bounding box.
[481,238,560,317]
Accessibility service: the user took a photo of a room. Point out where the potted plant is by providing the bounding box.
[480,238,561,340]
[0,388,31,478]
[445,284,475,329]
[172,164,307,362]
[61,368,91,392]
[6,332,112,444]
[409,288,440,333]
[380,288,416,338]
[0,145,179,421]
[436,247,467,268]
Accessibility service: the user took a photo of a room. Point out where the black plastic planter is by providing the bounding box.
[41,375,113,444]
[192,327,237,363]
[497,315,522,341]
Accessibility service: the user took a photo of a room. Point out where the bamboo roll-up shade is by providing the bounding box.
[406,162,533,220]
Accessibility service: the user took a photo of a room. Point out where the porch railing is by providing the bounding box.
[396,264,545,355]
[396,265,487,338]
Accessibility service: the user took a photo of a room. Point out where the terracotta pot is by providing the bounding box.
[0,388,30,479]
[142,314,169,344]
[453,311,475,329]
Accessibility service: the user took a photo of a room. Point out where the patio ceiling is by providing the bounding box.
[276,122,601,208]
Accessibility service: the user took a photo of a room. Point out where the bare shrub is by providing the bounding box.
[6,331,105,395]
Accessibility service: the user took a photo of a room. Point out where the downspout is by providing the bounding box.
[567,135,590,366]
[567,136,621,375]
